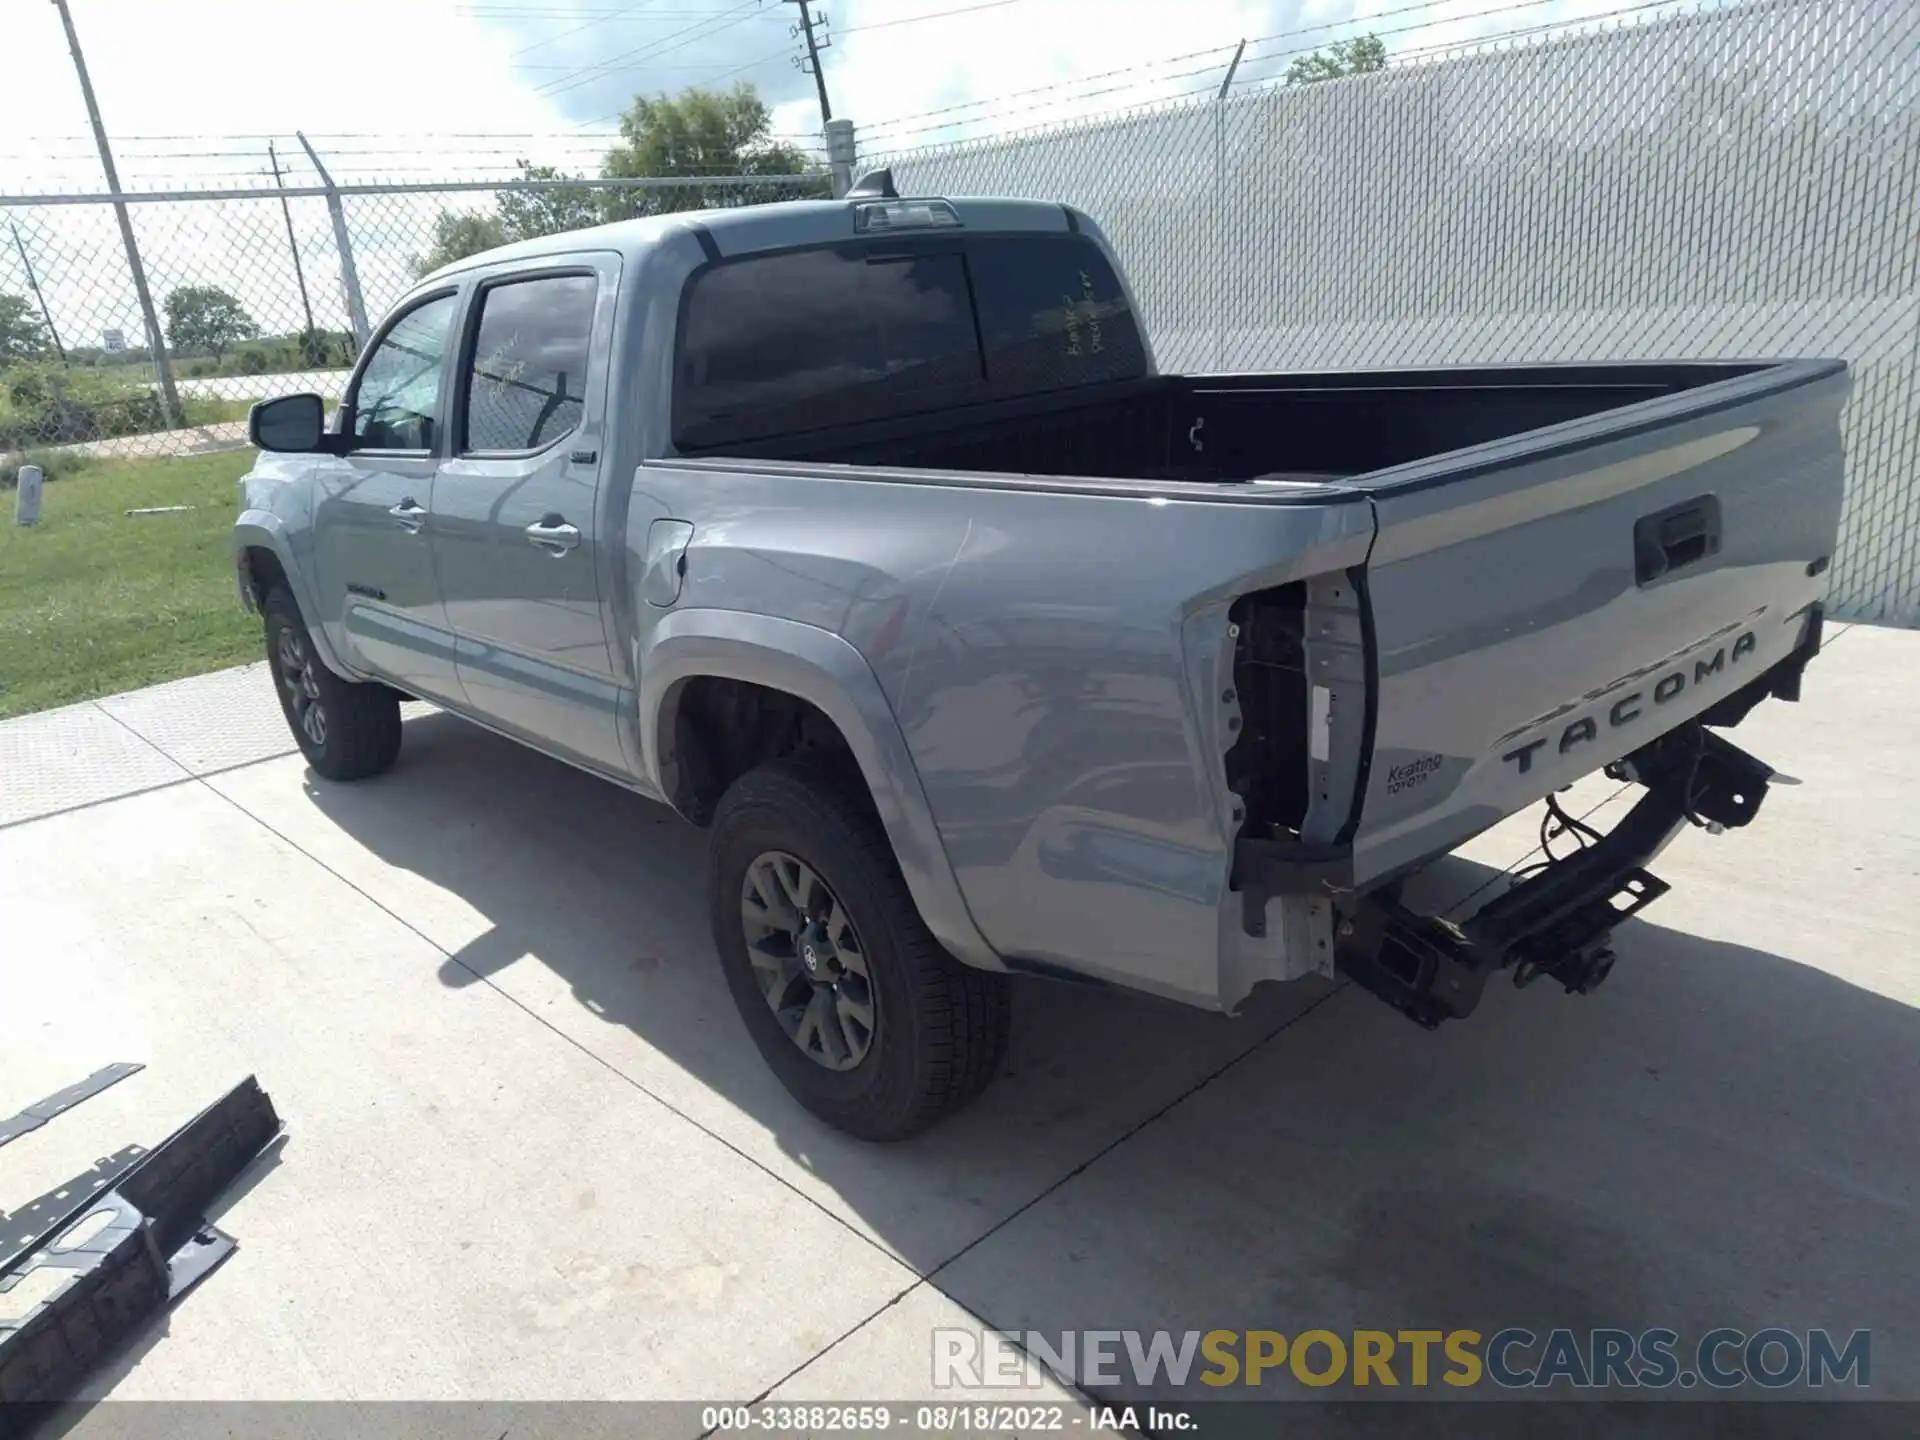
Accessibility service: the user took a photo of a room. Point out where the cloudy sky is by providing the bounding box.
[0,0,1661,192]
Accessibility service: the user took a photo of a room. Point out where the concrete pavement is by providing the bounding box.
[0,623,1914,1426]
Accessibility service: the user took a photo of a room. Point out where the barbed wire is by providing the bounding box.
[855,0,1706,148]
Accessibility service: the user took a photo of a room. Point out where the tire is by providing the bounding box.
[262,585,403,782]
[709,757,1011,1141]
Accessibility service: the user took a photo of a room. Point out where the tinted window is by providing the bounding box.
[462,273,598,452]
[673,235,1148,450]
[675,248,982,448]
[352,293,457,451]
[969,235,1146,393]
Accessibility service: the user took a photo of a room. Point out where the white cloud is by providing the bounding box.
[0,0,1655,190]
[0,0,584,191]
[0,0,1657,348]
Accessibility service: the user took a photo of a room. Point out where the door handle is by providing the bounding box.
[525,514,581,556]
[388,498,426,533]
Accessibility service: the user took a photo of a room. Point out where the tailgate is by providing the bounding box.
[1345,360,1846,889]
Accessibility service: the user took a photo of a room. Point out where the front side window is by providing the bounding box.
[352,293,458,451]
[462,273,598,453]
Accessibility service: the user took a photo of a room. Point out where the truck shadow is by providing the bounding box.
[301,710,1918,1413]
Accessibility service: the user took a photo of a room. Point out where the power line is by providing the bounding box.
[837,0,1024,38]
[459,3,752,12]
[665,42,799,94]
[531,0,774,98]
[545,0,1028,87]
[500,57,797,67]
[508,0,679,59]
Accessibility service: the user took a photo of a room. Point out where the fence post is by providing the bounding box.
[297,133,370,352]
[1214,39,1245,372]
[9,222,66,364]
[825,118,857,198]
[51,0,182,427]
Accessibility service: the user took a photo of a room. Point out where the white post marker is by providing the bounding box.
[12,464,42,526]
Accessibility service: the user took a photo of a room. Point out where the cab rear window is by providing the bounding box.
[673,233,1145,449]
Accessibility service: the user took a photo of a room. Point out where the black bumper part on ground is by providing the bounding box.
[1336,723,1777,1029]
[0,1077,281,1430]
[0,1067,144,1153]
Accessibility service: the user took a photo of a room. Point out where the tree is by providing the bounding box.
[414,84,822,276]
[415,210,508,275]
[496,161,605,242]
[601,83,815,217]
[163,285,258,363]
[1285,34,1387,86]
[0,293,49,365]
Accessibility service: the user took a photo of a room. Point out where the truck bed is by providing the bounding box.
[700,362,1775,487]
[664,356,1844,974]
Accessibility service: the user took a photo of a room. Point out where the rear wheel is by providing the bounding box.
[262,585,402,781]
[708,758,1010,1141]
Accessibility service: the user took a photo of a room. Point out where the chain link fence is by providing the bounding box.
[0,174,824,471]
[2,0,1914,621]
[874,0,1920,625]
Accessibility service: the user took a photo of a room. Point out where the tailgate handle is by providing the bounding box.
[1635,495,1720,585]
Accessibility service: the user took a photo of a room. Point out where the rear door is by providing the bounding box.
[1344,362,1846,887]
[311,289,463,703]
[431,257,627,775]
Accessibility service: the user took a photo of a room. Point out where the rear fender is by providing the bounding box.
[639,608,1003,973]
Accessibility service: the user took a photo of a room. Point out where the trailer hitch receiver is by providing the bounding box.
[1336,723,1774,1027]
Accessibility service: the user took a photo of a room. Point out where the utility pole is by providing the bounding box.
[787,0,834,125]
[50,0,181,424]
[9,222,66,363]
[268,142,318,360]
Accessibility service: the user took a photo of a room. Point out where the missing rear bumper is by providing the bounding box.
[1335,723,1776,1028]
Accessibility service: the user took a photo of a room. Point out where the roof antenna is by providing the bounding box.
[846,168,899,200]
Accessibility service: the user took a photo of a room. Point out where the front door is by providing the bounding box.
[431,260,627,774]
[311,289,464,704]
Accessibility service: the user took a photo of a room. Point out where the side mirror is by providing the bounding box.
[248,393,344,454]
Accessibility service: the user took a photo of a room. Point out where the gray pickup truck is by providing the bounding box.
[236,172,1843,1139]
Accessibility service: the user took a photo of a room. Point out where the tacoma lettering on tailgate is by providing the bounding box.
[1501,630,1758,775]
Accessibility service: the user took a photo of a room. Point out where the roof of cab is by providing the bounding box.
[414,193,1080,286]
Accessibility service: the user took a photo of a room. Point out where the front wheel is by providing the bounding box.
[262,585,402,781]
[708,758,1010,1141]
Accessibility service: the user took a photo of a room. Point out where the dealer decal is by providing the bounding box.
[1386,754,1443,795]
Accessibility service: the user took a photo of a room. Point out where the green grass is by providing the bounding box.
[0,451,262,719]
[183,397,253,427]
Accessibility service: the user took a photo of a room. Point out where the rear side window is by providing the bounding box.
[674,248,980,448]
[673,234,1145,450]
[462,273,598,453]
[967,235,1146,394]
